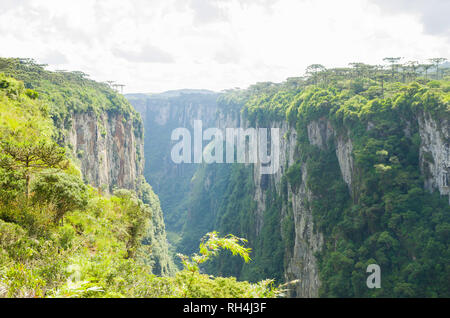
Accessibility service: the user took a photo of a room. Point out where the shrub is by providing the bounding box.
[31,171,88,224]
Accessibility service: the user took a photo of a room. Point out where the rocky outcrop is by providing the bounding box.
[283,118,351,297]
[335,133,354,191]
[66,109,175,276]
[282,121,324,297]
[127,91,220,233]
[66,111,144,192]
[214,112,332,297]
[307,119,334,149]
[419,113,450,203]
[129,87,448,297]
[285,164,323,297]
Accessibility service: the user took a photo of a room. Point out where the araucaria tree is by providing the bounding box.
[428,58,448,79]
[0,140,67,198]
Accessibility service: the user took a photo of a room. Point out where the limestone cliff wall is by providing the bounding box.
[215,109,328,297]
[127,92,220,233]
[66,111,144,192]
[279,119,350,297]
[129,90,449,296]
[419,113,450,203]
[64,109,175,275]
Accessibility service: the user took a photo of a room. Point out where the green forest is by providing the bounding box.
[162,59,450,297]
[2,0,450,303]
[0,58,279,298]
[0,56,449,298]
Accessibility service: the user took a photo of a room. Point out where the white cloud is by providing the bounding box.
[112,44,175,63]
[370,0,450,39]
[41,50,68,65]
[0,0,448,93]
[189,0,229,25]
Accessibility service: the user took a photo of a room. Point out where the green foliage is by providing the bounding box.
[112,189,152,259]
[285,161,302,189]
[0,73,53,142]
[0,73,70,199]
[0,165,24,205]
[0,70,191,299]
[1,140,67,197]
[138,177,177,275]
[246,90,296,125]
[25,89,39,100]
[175,232,279,298]
[169,270,279,298]
[31,170,89,224]
[184,65,449,297]
[0,140,66,171]
[0,200,279,298]
[178,232,251,272]
[0,58,143,141]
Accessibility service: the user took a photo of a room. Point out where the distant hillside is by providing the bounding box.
[126,89,217,101]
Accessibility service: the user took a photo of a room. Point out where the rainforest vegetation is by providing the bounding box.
[0,56,449,298]
[0,58,279,298]
[173,58,450,297]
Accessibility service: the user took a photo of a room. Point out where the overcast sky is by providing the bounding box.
[0,0,449,93]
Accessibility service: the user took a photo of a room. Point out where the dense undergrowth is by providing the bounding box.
[181,63,450,297]
[0,72,280,298]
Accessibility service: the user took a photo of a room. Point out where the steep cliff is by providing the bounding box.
[127,90,219,235]
[221,80,449,297]
[419,113,450,203]
[130,78,449,297]
[0,72,276,298]
[0,58,174,276]
[66,111,144,192]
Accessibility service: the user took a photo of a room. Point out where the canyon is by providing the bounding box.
[127,85,449,297]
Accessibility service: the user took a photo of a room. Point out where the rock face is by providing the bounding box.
[335,133,354,191]
[126,91,220,232]
[133,93,219,128]
[283,119,350,297]
[307,119,334,149]
[283,122,324,298]
[306,118,354,192]
[128,89,449,297]
[285,165,323,298]
[65,109,175,276]
[66,111,144,192]
[419,113,450,203]
[214,112,341,297]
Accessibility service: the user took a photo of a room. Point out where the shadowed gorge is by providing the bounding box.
[127,62,450,297]
[2,0,450,304]
[0,59,280,298]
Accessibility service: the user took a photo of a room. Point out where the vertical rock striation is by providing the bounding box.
[419,113,450,203]
[126,91,220,233]
[128,88,449,297]
[66,112,144,192]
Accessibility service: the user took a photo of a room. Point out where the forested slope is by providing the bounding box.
[126,91,219,252]
[139,63,450,297]
[0,59,280,298]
